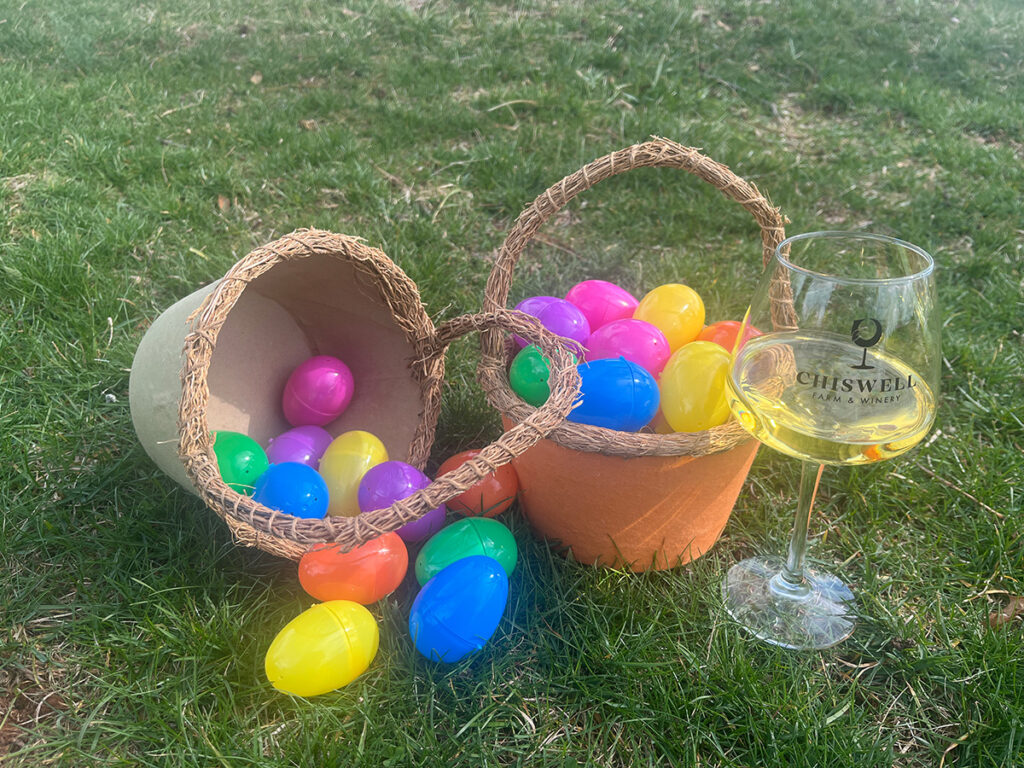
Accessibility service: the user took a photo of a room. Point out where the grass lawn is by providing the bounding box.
[2,0,1022,764]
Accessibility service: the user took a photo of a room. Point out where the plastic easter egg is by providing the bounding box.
[282,355,355,427]
[586,318,671,377]
[298,532,408,604]
[514,297,590,349]
[436,449,520,518]
[535,298,591,345]
[415,517,518,585]
[634,283,706,351]
[319,431,388,517]
[696,320,763,353]
[409,556,509,663]
[358,461,446,542]
[212,430,269,495]
[266,425,333,469]
[265,600,379,697]
[253,462,330,519]
[565,279,639,332]
[658,341,732,432]
[567,358,660,432]
[509,345,554,407]
[514,295,559,317]
[511,296,558,347]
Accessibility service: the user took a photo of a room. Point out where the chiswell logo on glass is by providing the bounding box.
[793,318,918,405]
[850,318,882,370]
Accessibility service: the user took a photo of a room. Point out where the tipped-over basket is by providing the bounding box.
[478,138,788,571]
[129,229,580,561]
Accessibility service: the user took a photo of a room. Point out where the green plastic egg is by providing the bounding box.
[509,344,554,407]
[212,430,269,495]
[415,517,518,585]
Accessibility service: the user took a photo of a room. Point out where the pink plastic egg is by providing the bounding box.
[565,280,639,332]
[282,355,354,427]
[357,461,446,542]
[586,318,671,376]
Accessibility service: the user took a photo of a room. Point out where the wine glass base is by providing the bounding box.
[722,556,855,650]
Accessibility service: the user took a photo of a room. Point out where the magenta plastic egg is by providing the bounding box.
[357,460,446,542]
[565,280,639,332]
[266,425,333,469]
[586,318,671,376]
[282,355,355,427]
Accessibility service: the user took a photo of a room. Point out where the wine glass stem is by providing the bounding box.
[772,462,825,599]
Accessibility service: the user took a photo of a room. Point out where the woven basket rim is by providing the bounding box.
[478,137,788,459]
[176,229,582,559]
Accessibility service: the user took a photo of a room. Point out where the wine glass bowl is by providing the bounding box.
[722,232,940,650]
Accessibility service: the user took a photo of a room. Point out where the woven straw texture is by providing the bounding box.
[176,229,581,560]
[479,137,788,459]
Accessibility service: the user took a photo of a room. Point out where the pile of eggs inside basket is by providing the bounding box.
[508,279,758,432]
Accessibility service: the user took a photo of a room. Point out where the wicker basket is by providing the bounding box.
[130,229,580,561]
[478,138,788,570]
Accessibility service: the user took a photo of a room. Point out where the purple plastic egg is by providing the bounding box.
[282,355,354,427]
[586,318,672,376]
[512,297,591,350]
[357,461,446,542]
[266,425,334,469]
[565,280,639,332]
[512,296,559,347]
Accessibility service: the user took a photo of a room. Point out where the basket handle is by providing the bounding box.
[480,137,788,367]
[187,309,581,554]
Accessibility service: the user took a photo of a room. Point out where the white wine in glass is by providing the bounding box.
[723,232,941,650]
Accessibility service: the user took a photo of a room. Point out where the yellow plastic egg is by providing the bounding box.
[634,283,706,351]
[658,341,731,432]
[319,430,388,517]
[265,600,379,697]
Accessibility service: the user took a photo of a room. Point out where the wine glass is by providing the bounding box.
[723,231,940,650]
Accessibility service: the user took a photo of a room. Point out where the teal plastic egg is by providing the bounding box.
[415,517,518,585]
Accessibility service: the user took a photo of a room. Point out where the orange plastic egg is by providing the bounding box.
[298,532,409,604]
[634,283,706,351]
[696,320,762,353]
[658,341,731,432]
[436,450,520,518]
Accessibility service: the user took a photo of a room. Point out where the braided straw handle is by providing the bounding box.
[482,136,787,359]
[477,137,788,458]
[180,308,580,556]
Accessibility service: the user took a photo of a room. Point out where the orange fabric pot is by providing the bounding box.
[503,417,758,570]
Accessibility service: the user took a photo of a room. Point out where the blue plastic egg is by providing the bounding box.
[567,357,660,431]
[408,555,509,663]
[253,462,329,519]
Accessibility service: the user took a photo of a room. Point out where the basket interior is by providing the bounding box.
[205,253,428,463]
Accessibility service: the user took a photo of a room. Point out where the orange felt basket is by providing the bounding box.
[477,138,788,570]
